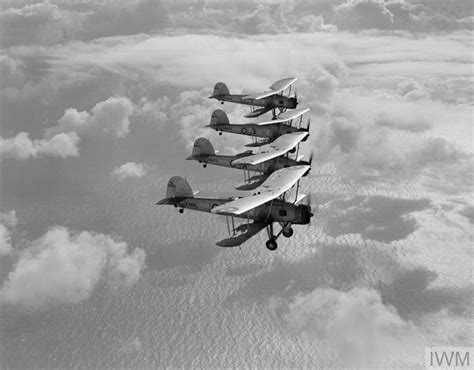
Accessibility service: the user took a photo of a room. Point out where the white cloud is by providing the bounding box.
[0,131,80,160]
[280,287,419,366]
[46,96,136,139]
[1,226,146,309]
[0,210,18,256]
[112,162,147,180]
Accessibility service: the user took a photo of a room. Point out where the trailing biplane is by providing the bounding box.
[157,165,312,250]
[209,77,298,118]
[207,108,310,147]
[186,135,313,190]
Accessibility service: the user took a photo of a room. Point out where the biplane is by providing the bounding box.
[209,77,298,118]
[207,107,310,147]
[186,135,312,190]
[157,165,312,250]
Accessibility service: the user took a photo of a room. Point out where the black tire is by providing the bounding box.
[203,164,207,168]
[283,227,294,238]
[179,209,184,214]
[266,239,278,251]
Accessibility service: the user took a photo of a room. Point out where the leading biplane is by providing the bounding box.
[209,77,298,118]
[157,165,312,250]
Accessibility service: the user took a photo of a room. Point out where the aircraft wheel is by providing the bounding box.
[219,132,223,135]
[221,101,224,105]
[283,227,294,238]
[179,209,184,214]
[266,239,278,251]
[289,147,296,154]
[203,164,207,168]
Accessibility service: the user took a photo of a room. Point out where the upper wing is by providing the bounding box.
[216,221,268,247]
[212,165,310,216]
[231,131,309,166]
[254,107,310,126]
[243,77,297,100]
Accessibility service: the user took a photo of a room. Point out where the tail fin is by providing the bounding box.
[211,82,229,98]
[209,109,229,128]
[157,176,194,204]
[190,138,215,157]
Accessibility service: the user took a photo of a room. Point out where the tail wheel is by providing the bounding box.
[266,239,278,251]
[282,227,294,238]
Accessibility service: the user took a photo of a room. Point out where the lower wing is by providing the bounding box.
[216,221,268,247]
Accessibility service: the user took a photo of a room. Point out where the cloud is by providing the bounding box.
[46,96,136,139]
[1,226,146,309]
[333,0,395,30]
[112,162,147,180]
[458,205,474,224]
[0,0,170,48]
[0,131,80,160]
[0,210,18,256]
[279,287,419,366]
[312,113,467,177]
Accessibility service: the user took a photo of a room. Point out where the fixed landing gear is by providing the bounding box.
[221,101,224,105]
[266,239,278,251]
[282,227,294,238]
[179,208,184,214]
[219,132,223,135]
[203,164,207,168]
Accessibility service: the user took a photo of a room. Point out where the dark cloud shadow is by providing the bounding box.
[223,243,364,307]
[323,196,431,242]
[146,239,221,275]
[458,205,474,224]
[379,267,474,320]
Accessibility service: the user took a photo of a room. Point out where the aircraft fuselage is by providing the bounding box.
[210,122,301,141]
[171,197,312,225]
[215,94,297,110]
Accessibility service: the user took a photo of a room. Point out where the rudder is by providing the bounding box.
[165,176,194,199]
[212,82,230,97]
[192,138,215,156]
[210,109,229,127]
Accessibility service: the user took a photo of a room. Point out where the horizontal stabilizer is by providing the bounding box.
[216,221,268,247]
[212,165,310,215]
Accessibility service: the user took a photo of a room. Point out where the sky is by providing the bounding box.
[0,0,473,368]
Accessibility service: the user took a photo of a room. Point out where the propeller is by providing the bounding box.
[293,89,298,107]
[305,117,311,132]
